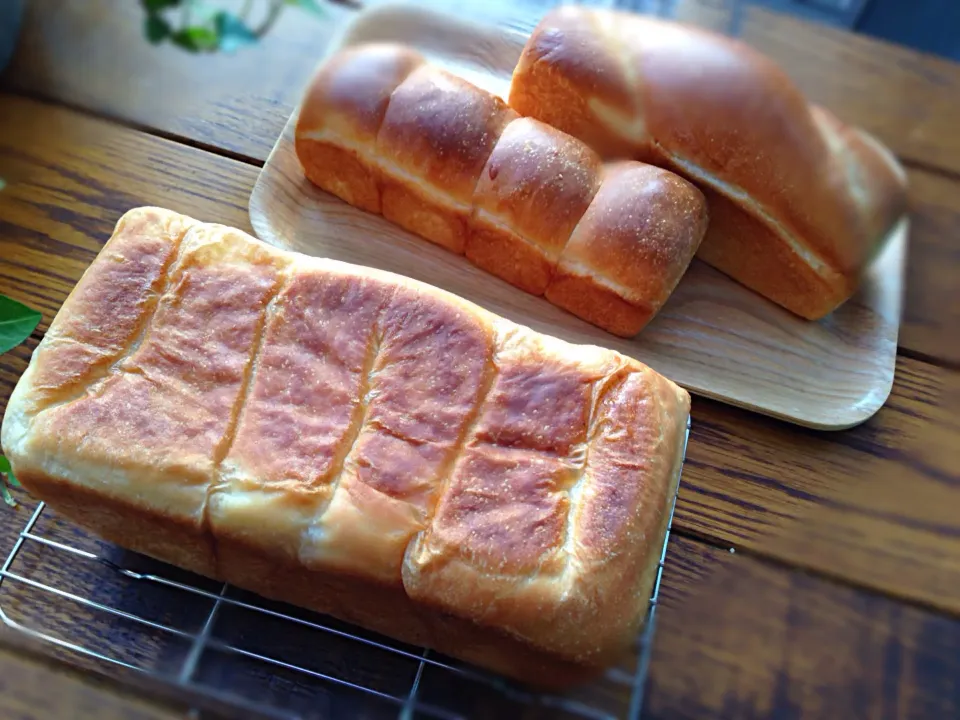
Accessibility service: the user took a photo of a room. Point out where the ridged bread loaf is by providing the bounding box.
[294,43,709,337]
[1,207,691,688]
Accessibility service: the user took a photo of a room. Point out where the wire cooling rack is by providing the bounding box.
[0,422,688,720]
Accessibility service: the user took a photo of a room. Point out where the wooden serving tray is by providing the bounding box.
[249,3,908,431]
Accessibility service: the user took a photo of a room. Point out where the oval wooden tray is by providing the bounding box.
[249,3,907,431]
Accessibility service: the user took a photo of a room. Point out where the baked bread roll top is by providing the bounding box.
[509,7,908,319]
[472,117,603,252]
[378,65,517,203]
[214,263,496,585]
[559,163,710,306]
[297,43,425,147]
[377,65,518,252]
[404,329,684,658]
[295,43,425,212]
[293,43,708,335]
[468,117,603,294]
[545,163,709,336]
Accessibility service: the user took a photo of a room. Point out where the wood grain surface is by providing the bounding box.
[680,359,960,614]
[3,1,956,370]
[1,92,957,614]
[250,5,905,431]
[1,2,959,716]
[0,630,185,719]
[899,169,960,365]
[647,535,960,720]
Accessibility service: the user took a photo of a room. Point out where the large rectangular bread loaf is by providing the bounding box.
[0,207,691,687]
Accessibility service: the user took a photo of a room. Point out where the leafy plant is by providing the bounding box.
[141,0,329,54]
[0,456,19,509]
[0,294,41,508]
[0,294,41,355]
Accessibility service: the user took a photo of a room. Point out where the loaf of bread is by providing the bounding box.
[508,7,908,320]
[294,43,709,337]
[1,207,691,688]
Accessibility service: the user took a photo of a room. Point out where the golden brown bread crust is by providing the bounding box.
[376,65,518,252]
[404,340,686,661]
[16,470,219,578]
[810,105,909,258]
[545,162,709,332]
[294,44,425,213]
[10,208,193,419]
[296,44,423,144]
[694,186,850,320]
[543,274,655,338]
[1,207,691,688]
[294,44,708,336]
[508,7,908,320]
[468,117,602,294]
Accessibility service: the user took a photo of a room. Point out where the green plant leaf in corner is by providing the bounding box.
[0,295,41,355]
[141,0,182,11]
[0,457,16,484]
[214,12,258,53]
[171,26,221,53]
[145,13,173,43]
[0,456,19,509]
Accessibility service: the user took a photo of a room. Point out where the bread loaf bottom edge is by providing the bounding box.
[695,187,855,320]
[18,469,219,579]
[16,467,662,691]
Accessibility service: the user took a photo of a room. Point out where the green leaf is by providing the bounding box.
[285,0,326,17]
[141,0,181,11]
[214,11,258,53]
[0,456,18,508]
[145,13,172,43]
[171,26,220,53]
[1,484,16,508]
[0,456,18,487]
[0,295,41,354]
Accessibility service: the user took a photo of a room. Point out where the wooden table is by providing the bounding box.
[1,1,958,717]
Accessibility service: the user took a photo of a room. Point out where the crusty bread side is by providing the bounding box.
[508,7,908,320]
[376,64,519,253]
[468,117,602,295]
[295,44,709,336]
[809,105,909,259]
[1,207,691,688]
[546,162,710,336]
[294,44,425,214]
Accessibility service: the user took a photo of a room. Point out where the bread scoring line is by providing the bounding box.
[400,316,503,573]
[203,260,293,571]
[307,284,398,528]
[27,218,193,423]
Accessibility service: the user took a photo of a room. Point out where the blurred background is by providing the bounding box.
[460,0,960,60]
[3,0,959,73]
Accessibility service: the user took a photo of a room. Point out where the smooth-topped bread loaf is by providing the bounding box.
[295,43,709,337]
[1,207,691,687]
[508,7,908,320]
